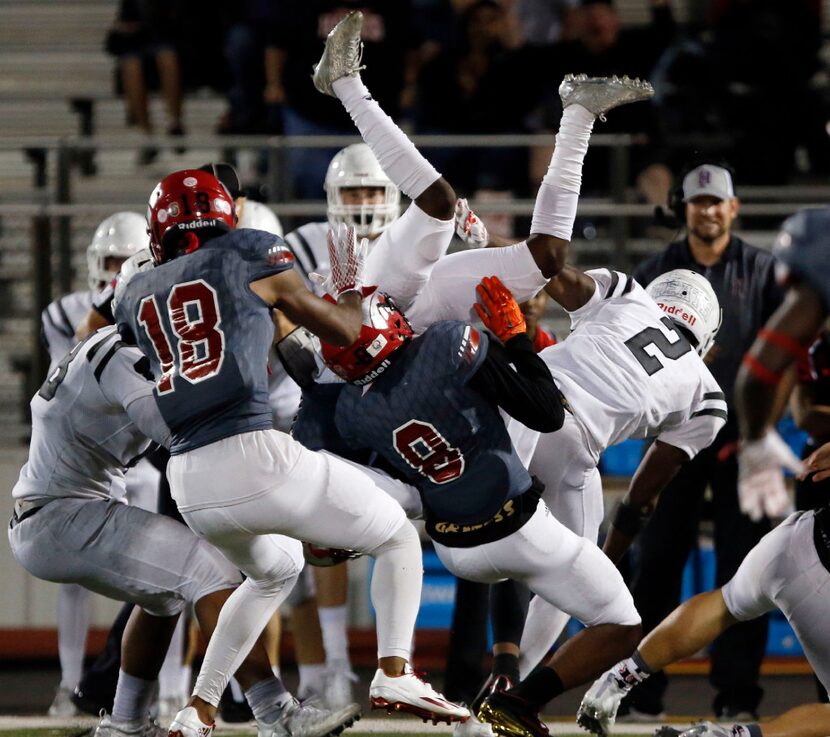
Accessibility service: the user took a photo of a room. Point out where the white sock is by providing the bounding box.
[530,104,595,240]
[158,616,186,699]
[319,605,350,665]
[56,584,91,689]
[180,665,192,697]
[369,521,422,660]
[243,677,290,724]
[271,664,281,680]
[298,663,326,693]
[332,75,440,200]
[229,677,245,702]
[112,670,156,724]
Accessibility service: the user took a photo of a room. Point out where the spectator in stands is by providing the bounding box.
[514,0,579,45]
[415,0,548,195]
[105,0,187,165]
[217,2,281,135]
[264,1,420,199]
[532,0,677,205]
[622,162,785,722]
[705,0,829,184]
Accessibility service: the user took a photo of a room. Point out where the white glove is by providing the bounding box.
[737,430,803,521]
[454,198,489,248]
[310,223,368,298]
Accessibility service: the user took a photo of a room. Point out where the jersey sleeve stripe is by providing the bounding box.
[604,270,620,299]
[621,276,634,295]
[44,304,74,339]
[92,340,125,382]
[703,391,726,401]
[288,231,318,277]
[691,407,728,420]
[55,299,76,338]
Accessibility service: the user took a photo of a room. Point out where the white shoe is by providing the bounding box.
[48,685,80,717]
[369,666,470,724]
[453,712,494,737]
[260,697,361,737]
[576,668,631,737]
[168,706,215,737]
[558,74,654,120]
[324,661,359,710]
[312,10,366,96]
[95,714,166,737]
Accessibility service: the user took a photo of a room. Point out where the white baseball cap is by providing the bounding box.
[682,164,735,202]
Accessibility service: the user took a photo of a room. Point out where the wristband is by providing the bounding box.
[612,499,650,538]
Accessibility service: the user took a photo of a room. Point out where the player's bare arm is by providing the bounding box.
[789,381,830,440]
[603,440,689,564]
[75,306,110,340]
[543,264,598,311]
[736,283,826,441]
[250,268,363,347]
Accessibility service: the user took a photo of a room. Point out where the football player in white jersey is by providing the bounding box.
[40,212,161,717]
[14,252,362,737]
[578,213,830,737]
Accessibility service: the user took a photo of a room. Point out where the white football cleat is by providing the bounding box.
[312,10,366,97]
[95,714,166,737]
[48,685,80,716]
[453,711,495,737]
[260,697,361,737]
[369,666,470,724]
[167,706,215,737]
[576,668,632,737]
[559,74,654,120]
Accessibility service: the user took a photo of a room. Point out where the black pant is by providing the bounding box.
[627,439,770,715]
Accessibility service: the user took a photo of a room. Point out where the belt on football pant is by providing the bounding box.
[425,478,544,548]
[10,498,49,528]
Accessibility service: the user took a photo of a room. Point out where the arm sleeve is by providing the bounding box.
[93,282,115,323]
[468,333,565,432]
[239,230,297,281]
[124,394,172,448]
[41,303,77,366]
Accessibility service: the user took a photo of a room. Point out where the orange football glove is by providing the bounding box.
[474,275,526,342]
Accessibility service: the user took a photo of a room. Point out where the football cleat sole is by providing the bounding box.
[477,702,547,737]
[370,696,469,725]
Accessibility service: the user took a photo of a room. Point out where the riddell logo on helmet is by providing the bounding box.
[657,302,696,326]
[354,358,391,386]
[176,218,219,230]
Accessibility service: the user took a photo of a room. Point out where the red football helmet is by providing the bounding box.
[321,290,413,385]
[147,169,237,265]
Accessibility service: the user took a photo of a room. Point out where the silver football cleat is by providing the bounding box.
[559,74,654,120]
[312,10,366,97]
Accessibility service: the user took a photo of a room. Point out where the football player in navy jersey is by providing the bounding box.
[115,168,470,737]
[297,276,642,737]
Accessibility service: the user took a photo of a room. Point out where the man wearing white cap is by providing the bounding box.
[621,162,785,722]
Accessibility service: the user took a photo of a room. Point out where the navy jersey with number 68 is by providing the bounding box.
[115,228,294,454]
[334,321,533,525]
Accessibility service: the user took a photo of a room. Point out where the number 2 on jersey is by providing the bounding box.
[625,316,692,375]
[138,279,225,394]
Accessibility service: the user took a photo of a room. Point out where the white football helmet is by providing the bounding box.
[112,247,154,314]
[87,212,149,290]
[645,268,722,356]
[325,143,400,238]
[237,199,283,236]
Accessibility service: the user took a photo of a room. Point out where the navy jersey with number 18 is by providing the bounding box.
[115,228,295,454]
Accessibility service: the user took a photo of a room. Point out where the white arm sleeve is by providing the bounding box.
[41,304,78,369]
